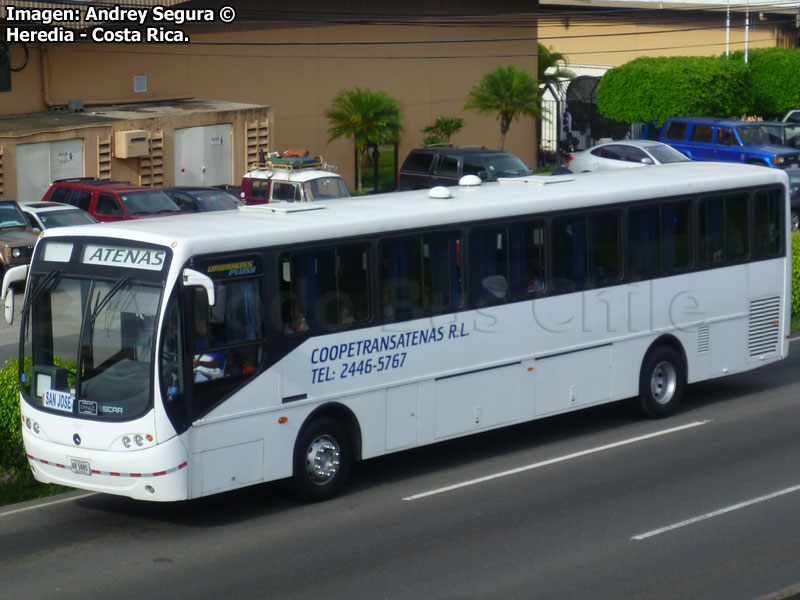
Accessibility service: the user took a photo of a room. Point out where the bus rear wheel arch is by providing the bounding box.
[290,416,353,502]
[637,343,686,419]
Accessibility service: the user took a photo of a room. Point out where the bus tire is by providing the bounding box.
[291,417,351,502]
[637,346,685,419]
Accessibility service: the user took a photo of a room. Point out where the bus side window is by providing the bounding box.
[662,201,692,272]
[282,244,371,332]
[753,189,782,258]
[469,226,509,306]
[699,197,725,265]
[551,216,586,292]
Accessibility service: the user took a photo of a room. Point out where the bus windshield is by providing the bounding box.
[21,273,162,421]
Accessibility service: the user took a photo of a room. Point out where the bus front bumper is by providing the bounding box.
[22,430,190,502]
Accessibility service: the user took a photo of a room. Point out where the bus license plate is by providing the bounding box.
[70,458,91,476]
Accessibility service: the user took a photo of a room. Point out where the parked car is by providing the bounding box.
[41,178,183,222]
[21,201,98,230]
[161,187,242,212]
[783,109,800,123]
[397,146,532,190]
[0,199,40,275]
[569,140,690,172]
[659,117,800,168]
[759,121,800,149]
[240,156,349,204]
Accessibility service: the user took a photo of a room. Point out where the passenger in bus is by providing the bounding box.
[284,302,309,334]
[477,274,508,305]
[193,319,227,382]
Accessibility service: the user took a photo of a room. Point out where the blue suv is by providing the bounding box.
[659,117,800,168]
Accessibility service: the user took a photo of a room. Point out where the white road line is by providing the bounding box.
[631,483,800,541]
[402,420,711,502]
[0,492,96,518]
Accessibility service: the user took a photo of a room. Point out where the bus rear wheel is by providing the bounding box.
[291,417,351,502]
[637,346,685,418]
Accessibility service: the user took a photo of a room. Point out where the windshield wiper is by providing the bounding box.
[89,275,131,322]
[22,269,62,316]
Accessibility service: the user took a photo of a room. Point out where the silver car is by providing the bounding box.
[569,140,690,173]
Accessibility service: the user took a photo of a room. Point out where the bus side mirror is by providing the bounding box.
[2,264,28,325]
[182,268,215,306]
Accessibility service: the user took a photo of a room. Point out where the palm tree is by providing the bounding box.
[420,116,464,146]
[538,43,575,93]
[325,87,402,194]
[537,44,575,161]
[463,65,541,150]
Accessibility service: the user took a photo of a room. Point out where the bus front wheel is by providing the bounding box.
[291,417,352,502]
[637,346,685,418]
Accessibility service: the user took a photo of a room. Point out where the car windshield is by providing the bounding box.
[21,273,163,421]
[39,209,97,228]
[737,125,770,145]
[484,154,533,177]
[120,191,181,215]
[304,177,350,200]
[0,203,29,228]
[193,191,241,211]
[644,144,691,164]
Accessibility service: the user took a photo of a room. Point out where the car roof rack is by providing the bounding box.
[248,156,337,172]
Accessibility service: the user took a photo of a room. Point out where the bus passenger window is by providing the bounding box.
[381,232,461,319]
[629,206,660,278]
[469,226,508,306]
[551,217,586,292]
[726,194,749,262]
[699,198,725,264]
[282,244,370,332]
[662,202,691,271]
[753,189,782,258]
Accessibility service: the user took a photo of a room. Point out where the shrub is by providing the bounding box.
[0,358,27,477]
[740,47,800,119]
[596,56,752,124]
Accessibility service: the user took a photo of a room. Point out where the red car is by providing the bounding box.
[42,178,183,222]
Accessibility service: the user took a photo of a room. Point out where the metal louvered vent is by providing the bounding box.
[748,297,781,357]
[697,325,710,354]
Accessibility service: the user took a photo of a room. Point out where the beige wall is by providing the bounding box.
[2,16,540,190]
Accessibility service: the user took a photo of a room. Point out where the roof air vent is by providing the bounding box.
[459,174,482,186]
[428,186,451,199]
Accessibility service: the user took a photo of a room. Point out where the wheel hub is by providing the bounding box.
[305,435,340,485]
[650,360,677,405]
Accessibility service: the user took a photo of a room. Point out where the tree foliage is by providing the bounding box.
[538,43,575,92]
[596,56,752,124]
[326,87,402,193]
[463,65,541,150]
[743,47,800,119]
[420,116,464,146]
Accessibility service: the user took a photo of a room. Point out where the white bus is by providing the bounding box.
[7,162,791,502]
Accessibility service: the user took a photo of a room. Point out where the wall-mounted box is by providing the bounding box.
[114,130,149,158]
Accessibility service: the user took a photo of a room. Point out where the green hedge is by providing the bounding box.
[793,232,800,318]
[596,56,752,124]
[0,358,26,477]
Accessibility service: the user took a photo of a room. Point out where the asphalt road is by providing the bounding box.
[2,343,800,599]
